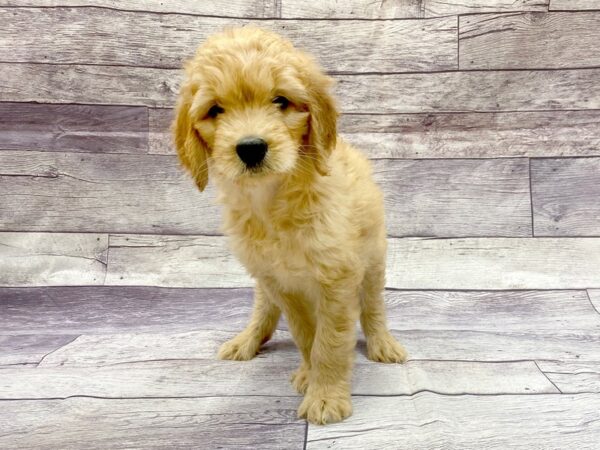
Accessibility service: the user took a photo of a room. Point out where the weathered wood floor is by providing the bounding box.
[2,0,600,448]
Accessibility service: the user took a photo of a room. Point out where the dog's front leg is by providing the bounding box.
[298,282,360,425]
[218,281,281,361]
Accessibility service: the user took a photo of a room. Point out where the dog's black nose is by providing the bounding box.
[236,136,268,168]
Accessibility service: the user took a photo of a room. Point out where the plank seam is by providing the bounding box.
[585,290,600,317]
[534,361,563,393]
[529,158,535,237]
[35,335,80,367]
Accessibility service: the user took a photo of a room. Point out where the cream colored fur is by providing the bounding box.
[173,27,407,425]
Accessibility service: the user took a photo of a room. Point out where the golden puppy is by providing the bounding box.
[173,27,407,425]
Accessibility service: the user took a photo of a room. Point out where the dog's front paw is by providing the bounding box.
[290,363,310,394]
[367,332,408,363]
[298,387,352,425]
[217,333,260,361]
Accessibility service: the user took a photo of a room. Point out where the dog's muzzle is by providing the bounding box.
[236,136,268,168]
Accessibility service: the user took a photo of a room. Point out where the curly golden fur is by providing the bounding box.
[173,27,407,425]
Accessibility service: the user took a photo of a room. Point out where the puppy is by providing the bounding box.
[173,27,407,425]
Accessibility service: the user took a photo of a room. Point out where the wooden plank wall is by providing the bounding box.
[1,1,600,448]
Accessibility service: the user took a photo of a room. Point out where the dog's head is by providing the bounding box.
[173,27,337,191]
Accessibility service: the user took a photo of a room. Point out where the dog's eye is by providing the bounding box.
[207,105,224,118]
[273,96,290,111]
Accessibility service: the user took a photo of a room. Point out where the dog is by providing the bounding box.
[173,27,407,425]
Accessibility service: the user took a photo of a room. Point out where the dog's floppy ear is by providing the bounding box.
[173,82,209,191]
[304,70,338,176]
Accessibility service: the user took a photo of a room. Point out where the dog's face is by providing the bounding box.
[173,27,337,191]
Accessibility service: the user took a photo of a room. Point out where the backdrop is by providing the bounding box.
[1,1,600,448]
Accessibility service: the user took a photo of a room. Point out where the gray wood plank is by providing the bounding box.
[152,109,600,159]
[589,290,600,313]
[0,334,78,366]
[306,393,600,449]
[105,234,600,289]
[281,0,422,18]
[105,234,250,288]
[0,358,557,397]
[460,12,600,70]
[281,0,549,18]
[341,110,600,158]
[537,361,600,393]
[424,0,549,17]
[387,237,600,289]
[532,158,600,236]
[0,151,532,236]
[4,64,600,112]
[373,158,532,237]
[0,396,304,450]
[0,8,457,73]
[0,0,276,16]
[0,103,148,153]
[0,232,107,286]
[550,0,600,10]
[0,287,254,335]
[0,150,223,234]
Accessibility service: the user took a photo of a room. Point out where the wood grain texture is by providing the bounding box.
[4,64,600,112]
[105,234,250,288]
[0,287,254,335]
[0,150,222,234]
[387,237,600,289]
[460,12,600,70]
[151,109,600,159]
[306,393,600,449]
[537,361,600,393]
[281,0,422,18]
[340,110,600,158]
[373,158,532,237]
[281,0,549,18]
[424,0,549,17]
[531,158,600,236]
[103,234,600,289]
[0,334,78,365]
[0,103,148,153]
[589,290,600,312]
[0,358,557,397]
[0,8,457,72]
[0,0,277,16]
[0,396,304,450]
[0,232,107,286]
[550,0,600,10]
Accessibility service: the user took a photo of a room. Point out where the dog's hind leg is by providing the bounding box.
[360,262,407,363]
[217,281,281,361]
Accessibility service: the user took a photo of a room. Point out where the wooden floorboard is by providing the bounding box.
[460,12,600,70]
[0,0,277,16]
[0,8,457,72]
[537,360,600,393]
[3,64,600,112]
[0,150,223,234]
[150,108,600,159]
[0,334,78,366]
[0,103,148,153]
[531,157,600,236]
[550,0,600,10]
[0,357,557,398]
[0,396,305,450]
[101,234,600,289]
[0,232,107,286]
[306,393,600,449]
[0,151,532,236]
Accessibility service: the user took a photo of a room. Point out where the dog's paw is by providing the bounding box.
[217,334,259,361]
[298,387,352,425]
[366,332,408,363]
[290,364,310,394]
